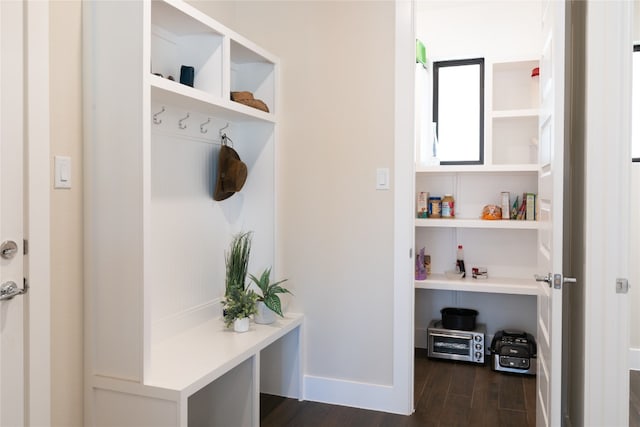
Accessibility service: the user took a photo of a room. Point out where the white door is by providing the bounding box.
[0,1,26,426]
[536,1,566,426]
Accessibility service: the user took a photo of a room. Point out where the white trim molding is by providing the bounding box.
[393,0,416,415]
[26,1,51,425]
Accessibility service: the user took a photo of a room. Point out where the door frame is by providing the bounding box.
[582,0,632,425]
[393,0,416,414]
[394,0,633,423]
[25,1,51,425]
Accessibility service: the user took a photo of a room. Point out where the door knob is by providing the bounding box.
[0,281,27,301]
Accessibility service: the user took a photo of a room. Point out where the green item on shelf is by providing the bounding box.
[416,38,427,68]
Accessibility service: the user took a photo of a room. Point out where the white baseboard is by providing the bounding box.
[630,347,640,371]
[303,375,408,415]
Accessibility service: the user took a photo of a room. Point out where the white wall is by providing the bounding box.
[188,0,396,388]
[416,1,541,62]
[50,1,84,425]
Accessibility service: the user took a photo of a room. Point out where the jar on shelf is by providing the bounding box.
[441,194,455,218]
[428,196,441,218]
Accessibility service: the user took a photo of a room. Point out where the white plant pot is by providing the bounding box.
[233,317,250,333]
[254,301,276,325]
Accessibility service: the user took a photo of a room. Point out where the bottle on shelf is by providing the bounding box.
[456,244,466,278]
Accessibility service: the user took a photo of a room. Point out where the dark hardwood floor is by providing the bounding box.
[261,349,536,427]
[631,370,640,427]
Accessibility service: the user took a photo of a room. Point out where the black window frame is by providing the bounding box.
[634,44,639,162]
[433,57,485,165]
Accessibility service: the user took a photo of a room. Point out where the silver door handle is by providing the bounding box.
[535,273,552,286]
[0,281,27,301]
[564,277,577,284]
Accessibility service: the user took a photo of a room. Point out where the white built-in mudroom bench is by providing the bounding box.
[83,1,302,426]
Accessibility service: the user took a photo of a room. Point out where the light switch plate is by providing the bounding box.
[376,168,390,190]
[54,155,71,189]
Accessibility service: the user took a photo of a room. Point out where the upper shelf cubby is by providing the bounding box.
[150,0,277,116]
[492,60,539,112]
[229,39,277,115]
[151,1,225,98]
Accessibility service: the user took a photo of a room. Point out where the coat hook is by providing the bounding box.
[200,118,211,134]
[178,112,190,130]
[221,133,233,146]
[219,122,229,138]
[153,106,166,125]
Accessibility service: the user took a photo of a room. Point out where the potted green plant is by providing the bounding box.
[249,267,291,324]
[222,231,255,332]
[225,231,252,296]
[222,287,258,332]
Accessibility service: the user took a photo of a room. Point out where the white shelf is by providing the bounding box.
[415,275,538,296]
[146,313,303,396]
[149,74,276,123]
[492,108,539,118]
[415,218,540,229]
[415,163,537,173]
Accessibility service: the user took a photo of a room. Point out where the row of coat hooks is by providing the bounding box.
[152,105,230,138]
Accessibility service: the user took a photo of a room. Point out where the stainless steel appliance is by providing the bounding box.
[427,320,486,364]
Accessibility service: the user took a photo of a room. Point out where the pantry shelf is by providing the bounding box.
[414,218,541,230]
[415,275,539,296]
[415,164,538,173]
[491,108,539,119]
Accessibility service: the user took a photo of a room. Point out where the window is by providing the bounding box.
[633,45,639,162]
[433,58,485,165]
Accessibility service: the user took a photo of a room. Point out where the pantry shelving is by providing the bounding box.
[414,57,541,348]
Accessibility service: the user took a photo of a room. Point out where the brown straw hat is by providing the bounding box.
[214,144,248,201]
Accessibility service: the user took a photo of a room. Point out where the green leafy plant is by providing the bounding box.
[249,267,291,317]
[222,288,258,328]
[225,231,252,296]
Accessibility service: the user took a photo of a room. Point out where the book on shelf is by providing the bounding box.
[526,193,536,221]
[514,192,536,220]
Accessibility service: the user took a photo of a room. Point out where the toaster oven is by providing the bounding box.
[427,320,486,364]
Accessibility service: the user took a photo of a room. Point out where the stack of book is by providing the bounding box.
[511,193,536,221]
